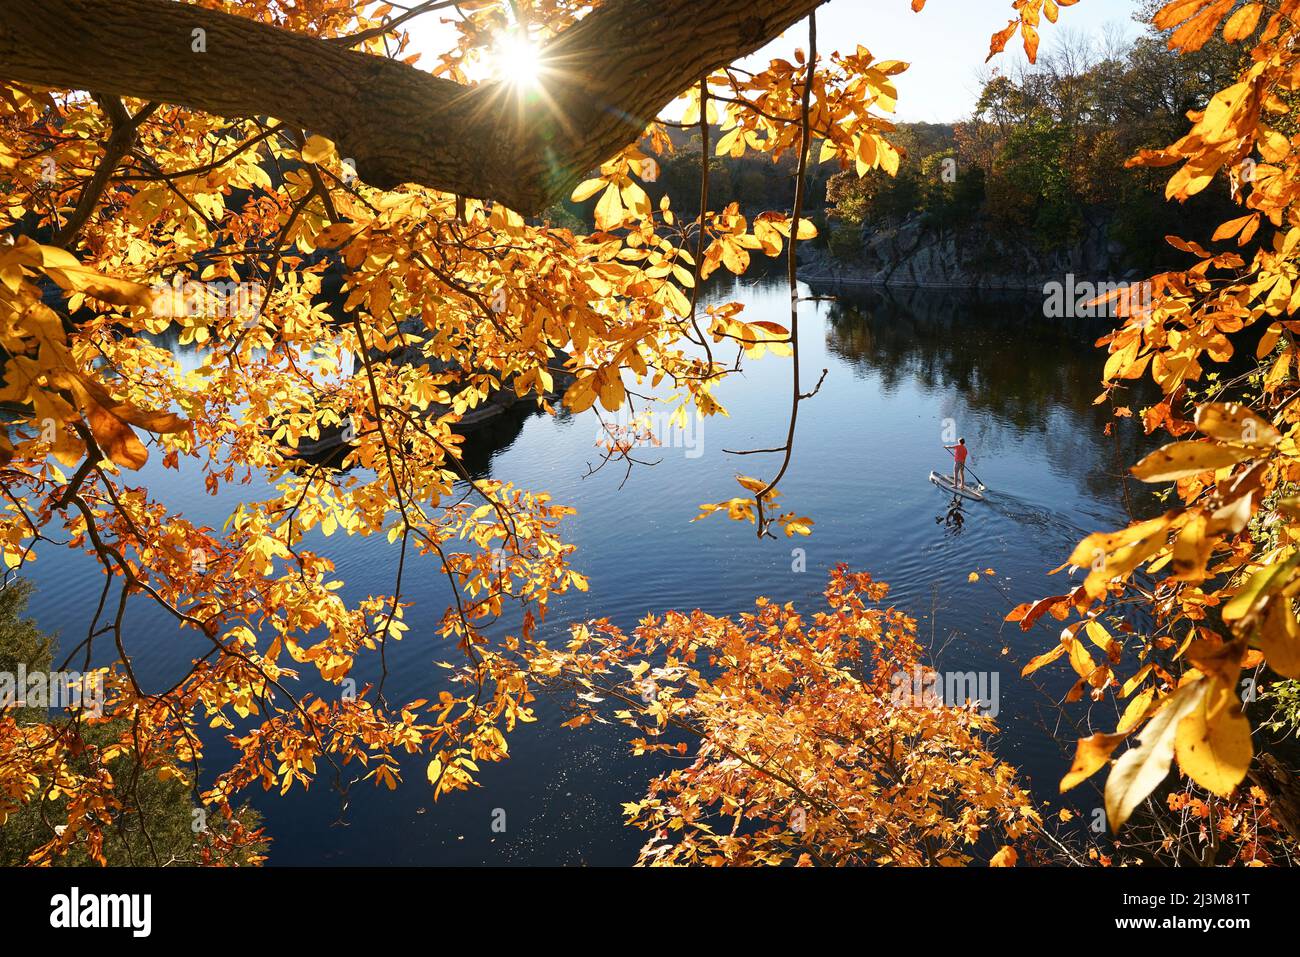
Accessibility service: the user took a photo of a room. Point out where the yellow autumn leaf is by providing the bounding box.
[1222,3,1262,44]
[1129,440,1256,483]
[1066,635,1098,679]
[40,259,154,308]
[1174,679,1251,797]
[1067,512,1177,568]
[594,183,624,231]
[1117,687,1155,734]
[1021,642,1067,677]
[1105,680,1207,832]
[878,139,901,176]
[1193,402,1280,447]
[1222,551,1300,624]
[1259,597,1300,678]
[1060,731,1127,792]
[989,846,1017,867]
[301,134,336,165]
[1084,619,1114,653]
[570,178,606,203]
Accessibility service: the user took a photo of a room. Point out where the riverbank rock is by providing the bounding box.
[800,210,1139,292]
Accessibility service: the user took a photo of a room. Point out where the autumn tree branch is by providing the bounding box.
[53,96,157,246]
[755,13,817,539]
[0,0,829,213]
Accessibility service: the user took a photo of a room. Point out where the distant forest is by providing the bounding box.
[558,1,1249,275]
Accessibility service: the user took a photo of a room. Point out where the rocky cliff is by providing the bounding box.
[799,210,1140,292]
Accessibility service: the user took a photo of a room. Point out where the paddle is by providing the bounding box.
[946,447,987,492]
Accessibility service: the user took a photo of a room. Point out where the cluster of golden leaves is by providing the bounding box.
[526,567,1040,866]
[0,0,1096,864]
[0,1,615,860]
[911,0,1080,64]
[1011,0,1300,859]
[0,0,928,862]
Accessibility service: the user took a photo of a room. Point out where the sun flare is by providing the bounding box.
[491,32,545,89]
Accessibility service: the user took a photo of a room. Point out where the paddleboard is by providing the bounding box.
[929,470,985,502]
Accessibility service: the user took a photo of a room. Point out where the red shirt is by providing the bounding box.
[954,445,968,463]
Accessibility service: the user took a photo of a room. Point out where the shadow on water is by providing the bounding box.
[456,403,574,479]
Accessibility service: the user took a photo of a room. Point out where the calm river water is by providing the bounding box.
[19,276,1156,864]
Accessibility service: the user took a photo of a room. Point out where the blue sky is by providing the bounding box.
[739,0,1144,121]
[404,0,1145,123]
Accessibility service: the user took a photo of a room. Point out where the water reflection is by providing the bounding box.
[936,495,968,535]
[14,277,1165,865]
[819,284,1158,507]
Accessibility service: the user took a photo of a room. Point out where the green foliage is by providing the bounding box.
[821,17,1243,265]
[1261,679,1300,740]
[825,124,955,229]
[0,580,266,866]
[0,581,50,726]
[987,115,1079,250]
[917,149,984,230]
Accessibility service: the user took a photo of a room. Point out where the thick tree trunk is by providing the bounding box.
[0,0,826,213]
[1248,753,1300,845]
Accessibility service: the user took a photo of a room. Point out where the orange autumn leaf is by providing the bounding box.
[1061,732,1128,792]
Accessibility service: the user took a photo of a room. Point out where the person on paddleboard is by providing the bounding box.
[945,437,969,489]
